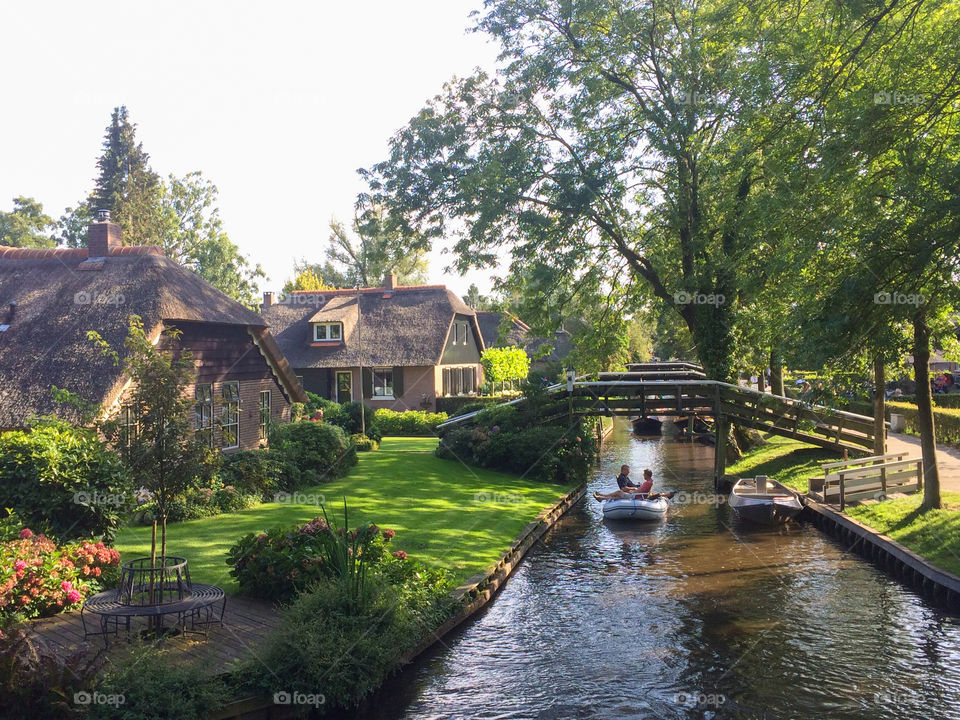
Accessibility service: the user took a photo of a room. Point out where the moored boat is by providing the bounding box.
[601,495,669,521]
[729,476,802,525]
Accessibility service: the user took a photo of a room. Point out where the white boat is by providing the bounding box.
[601,495,669,521]
[729,476,803,525]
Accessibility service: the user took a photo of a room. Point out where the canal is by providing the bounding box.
[363,419,960,719]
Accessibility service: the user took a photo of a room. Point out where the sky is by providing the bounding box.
[0,1,502,296]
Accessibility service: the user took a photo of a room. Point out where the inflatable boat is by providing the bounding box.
[601,495,669,521]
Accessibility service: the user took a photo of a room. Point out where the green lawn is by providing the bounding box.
[846,492,960,576]
[726,435,842,493]
[114,437,575,593]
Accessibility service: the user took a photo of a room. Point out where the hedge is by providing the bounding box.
[888,401,960,446]
[372,409,448,436]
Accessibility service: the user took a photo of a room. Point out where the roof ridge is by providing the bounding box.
[0,244,163,259]
[288,283,448,295]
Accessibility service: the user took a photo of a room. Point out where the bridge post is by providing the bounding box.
[714,385,727,490]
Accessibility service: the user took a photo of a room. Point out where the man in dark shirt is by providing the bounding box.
[616,465,637,490]
[596,468,667,501]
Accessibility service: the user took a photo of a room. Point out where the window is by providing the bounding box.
[313,322,343,341]
[259,391,271,442]
[195,384,214,448]
[372,368,394,398]
[221,382,240,449]
[119,404,138,451]
[452,321,469,345]
[442,367,476,396]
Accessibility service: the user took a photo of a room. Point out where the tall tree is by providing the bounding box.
[0,196,56,248]
[327,204,429,287]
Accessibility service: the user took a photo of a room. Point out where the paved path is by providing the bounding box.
[886,432,960,494]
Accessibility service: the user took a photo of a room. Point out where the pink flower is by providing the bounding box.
[18,528,33,539]
[61,580,72,592]
[383,529,396,541]
[391,550,407,560]
[13,561,25,572]
[66,590,82,604]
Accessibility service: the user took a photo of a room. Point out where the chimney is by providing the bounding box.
[262,291,275,308]
[384,273,397,290]
[87,209,123,257]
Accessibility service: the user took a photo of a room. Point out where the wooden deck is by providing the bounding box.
[23,594,281,675]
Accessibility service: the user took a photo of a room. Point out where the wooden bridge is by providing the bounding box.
[438,363,882,487]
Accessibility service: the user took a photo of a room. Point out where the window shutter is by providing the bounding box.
[442,368,450,396]
[392,367,404,398]
[362,368,373,399]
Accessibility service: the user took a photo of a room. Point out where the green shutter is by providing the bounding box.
[392,367,404,398]
[362,368,373,399]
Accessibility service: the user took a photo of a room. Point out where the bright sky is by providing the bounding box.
[0,1,501,296]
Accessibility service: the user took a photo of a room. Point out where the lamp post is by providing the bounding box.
[356,283,365,435]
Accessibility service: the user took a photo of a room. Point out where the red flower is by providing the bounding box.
[391,550,407,560]
[13,560,26,572]
[383,529,396,541]
[19,528,33,539]
[66,590,82,604]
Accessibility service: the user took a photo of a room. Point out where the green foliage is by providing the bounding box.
[372,408,448,436]
[326,402,382,442]
[481,346,530,385]
[268,421,357,488]
[0,196,55,248]
[219,449,284,499]
[281,268,332,295]
[94,316,217,555]
[351,433,379,451]
[888,402,960,447]
[0,421,131,542]
[435,396,502,416]
[88,641,229,720]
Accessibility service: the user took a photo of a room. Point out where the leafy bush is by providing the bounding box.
[351,433,380,451]
[326,402,383,442]
[372,409,448,436]
[87,641,229,720]
[237,562,453,710]
[1,529,120,626]
[0,421,132,543]
[268,421,357,488]
[889,401,960,446]
[219,449,283,499]
[227,514,397,603]
[131,477,260,525]
[0,627,104,720]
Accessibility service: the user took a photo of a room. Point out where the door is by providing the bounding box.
[336,371,353,403]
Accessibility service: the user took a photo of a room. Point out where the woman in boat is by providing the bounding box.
[594,468,672,501]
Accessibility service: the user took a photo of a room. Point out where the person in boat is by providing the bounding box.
[593,468,674,501]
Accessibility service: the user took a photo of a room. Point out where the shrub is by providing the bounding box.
[372,409,448,436]
[131,477,260,525]
[0,421,132,543]
[87,641,229,720]
[269,421,357,488]
[219,449,283,499]
[328,402,383,442]
[889,401,960,446]
[0,530,120,626]
[351,433,380,452]
[237,563,453,710]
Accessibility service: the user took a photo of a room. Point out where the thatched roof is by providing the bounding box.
[475,311,530,349]
[0,244,303,427]
[262,284,483,368]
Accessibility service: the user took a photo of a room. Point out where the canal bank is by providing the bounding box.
[352,419,960,720]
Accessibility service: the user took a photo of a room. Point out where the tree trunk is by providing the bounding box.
[913,313,941,510]
[873,356,886,456]
[757,370,765,393]
[770,349,784,396]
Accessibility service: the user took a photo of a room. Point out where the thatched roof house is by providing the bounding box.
[261,275,485,411]
[0,213,305,449]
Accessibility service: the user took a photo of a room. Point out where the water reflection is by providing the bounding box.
[357,420,960,719]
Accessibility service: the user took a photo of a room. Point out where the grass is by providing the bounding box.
[846,492,960,576]
[726,435,842,493]
[114,437,575,593]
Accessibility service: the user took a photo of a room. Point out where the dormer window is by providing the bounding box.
[313,322,343,342]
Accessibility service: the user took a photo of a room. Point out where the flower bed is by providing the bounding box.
[1,528,120,626]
